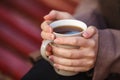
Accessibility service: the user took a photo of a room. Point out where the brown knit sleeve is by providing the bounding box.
[93,29,120,80]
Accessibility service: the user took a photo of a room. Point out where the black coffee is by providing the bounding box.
[53,26,83,34]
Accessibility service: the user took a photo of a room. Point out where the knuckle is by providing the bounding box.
[40,22,43,27]
[40,31,44,38]
[90,39,96,47]
[76,61,81,66]
[53,57,59,63]
[82,66,92,71]
[78,68,84,72]
[68,51,74,58]
[71,39,79,45]
[89,51,96,58]
[72,68,78,72]
[68,61,74,66]
[41,21,45,29]
[63,12,69,14]
[78,61,84,66]
[88,60,94,66]
[85,67,91,71]
[87,61,95,69]
[78,67,88,72]
[89,26,96,33]
[62,12,70,15]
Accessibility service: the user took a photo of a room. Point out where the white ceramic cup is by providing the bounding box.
[40,19,87,76]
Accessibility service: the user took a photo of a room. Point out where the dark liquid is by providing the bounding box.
[53,26,83,34]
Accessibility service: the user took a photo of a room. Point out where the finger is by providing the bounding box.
[49,56,94,67]
[54,37,89,47]
[41,31,54,40]
[44,10,73,20]
[52,46,85,58]
[52,46,96,59]
[82,26,97,38]
[53,64,90,72]
[46,45,52,56]
[41,21,53,32]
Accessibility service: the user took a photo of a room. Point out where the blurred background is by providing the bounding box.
[0,0,80,80]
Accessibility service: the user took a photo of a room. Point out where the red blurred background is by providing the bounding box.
[0,0,80,80]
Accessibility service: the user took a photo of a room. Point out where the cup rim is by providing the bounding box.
[50,19,87,36]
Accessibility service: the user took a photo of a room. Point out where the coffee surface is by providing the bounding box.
[53,26,83,34]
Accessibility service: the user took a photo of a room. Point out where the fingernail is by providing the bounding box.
[49,56,54,62]
[54,64,58,68]
[46,52,49,56]
[43,15,48,19]
[82,31,89,38]
[47,46,52,52]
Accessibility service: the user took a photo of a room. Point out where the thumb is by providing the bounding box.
[82,26,97,38]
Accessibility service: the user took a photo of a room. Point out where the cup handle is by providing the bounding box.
[40,40,78,76]
[40,40,53,62]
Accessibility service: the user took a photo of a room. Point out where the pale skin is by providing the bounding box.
[41,10,98,72]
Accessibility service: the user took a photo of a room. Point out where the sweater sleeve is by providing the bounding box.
[73,0,106,29]
[93,29,120,80]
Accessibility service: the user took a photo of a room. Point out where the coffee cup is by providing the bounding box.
[40,19,87,76]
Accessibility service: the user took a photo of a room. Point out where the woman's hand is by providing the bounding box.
[49,26,98,72]
[41,10,74,56]
[41,10,73,39]
[40,10,99,72]
[41,10,74,40]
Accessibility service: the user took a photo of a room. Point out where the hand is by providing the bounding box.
[41,10,74,56]
[40,10,98,72]
[41,10,74,40]
[49,26,98,72]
